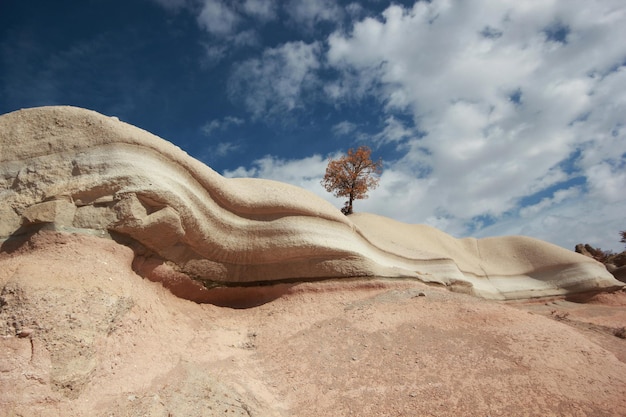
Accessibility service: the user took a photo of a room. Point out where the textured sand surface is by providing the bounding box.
[1,231,625,416]
[1,106,622,301]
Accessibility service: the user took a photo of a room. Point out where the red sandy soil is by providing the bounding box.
[1,231,625,416]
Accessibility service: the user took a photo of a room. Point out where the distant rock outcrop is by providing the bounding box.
[576,244,626,283]
[1,106,623,301]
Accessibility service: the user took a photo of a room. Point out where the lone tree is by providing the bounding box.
[321,145,383,215]
[621,230,626,249]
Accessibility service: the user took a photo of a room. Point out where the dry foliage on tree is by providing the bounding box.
[321,146,383,215]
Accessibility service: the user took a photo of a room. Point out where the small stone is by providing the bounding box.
[17,328,34,338]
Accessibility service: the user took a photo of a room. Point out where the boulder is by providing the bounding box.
[21,198,76,226]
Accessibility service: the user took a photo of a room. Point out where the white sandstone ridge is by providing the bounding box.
[0,106,622,301]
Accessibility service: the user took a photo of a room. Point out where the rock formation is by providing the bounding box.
[576,243,626,283]
[2,231,625,416]
[1,106,623,301]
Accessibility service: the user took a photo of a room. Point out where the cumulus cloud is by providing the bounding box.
[227,41,321,119]
[149,0,625,251]
[321,0,626,250]
[586,161,626,203]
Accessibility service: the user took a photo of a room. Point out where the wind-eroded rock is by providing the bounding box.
[576,243,626,283]
[0,106,622,301]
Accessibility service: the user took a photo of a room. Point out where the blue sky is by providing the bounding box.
[1,0,625,252]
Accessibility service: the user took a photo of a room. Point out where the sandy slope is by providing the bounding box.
[1,231,625,416]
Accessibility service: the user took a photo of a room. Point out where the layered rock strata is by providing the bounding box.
[1,106,622,301]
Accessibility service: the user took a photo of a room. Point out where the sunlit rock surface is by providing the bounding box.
[1,106,622,300]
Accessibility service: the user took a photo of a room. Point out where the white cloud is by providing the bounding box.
[231,29,259,46]
[475,187,626,253]
[354,167,434,224]
[202,120,221,136]
[332,120,357,136]
[197,0,241,37]
[201,115,244,136]
[519,187,582,218]
[333,116,418,148]
[151,0,270,65]
[202,43,228,66]
[149,0,626,251]
[223,154,336,199]
[199,116,245,162]
[321,0,626,250]
[215,141,241,157]
[242,0,277,21]
[586,161,626,204]
[227,41,321,119]
[223,147,625,252]
[345,2,364,19]
[373,116,416,145]
[285,0,344,30]
[199,140,243,163]
[222,152,439,233]
[225,115,244,125]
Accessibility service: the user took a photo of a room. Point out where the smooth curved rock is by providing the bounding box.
[0,106,622,300]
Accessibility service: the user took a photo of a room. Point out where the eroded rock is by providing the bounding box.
[0,106,623,301]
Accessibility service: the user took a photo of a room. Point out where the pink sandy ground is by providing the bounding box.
[1,231,625,416]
